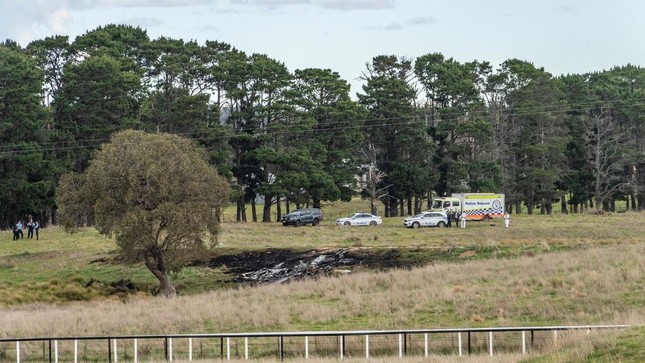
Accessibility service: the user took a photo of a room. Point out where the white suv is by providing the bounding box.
[403,212,448,228]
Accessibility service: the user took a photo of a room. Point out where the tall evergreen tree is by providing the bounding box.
[359,55,428,217]
[0,45,53,227]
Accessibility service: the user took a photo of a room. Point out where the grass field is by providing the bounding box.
[0,200,644,361]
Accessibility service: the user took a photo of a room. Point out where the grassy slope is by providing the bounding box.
[0,202,643,361]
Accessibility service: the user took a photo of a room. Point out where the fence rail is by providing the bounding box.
[0,325,629,362]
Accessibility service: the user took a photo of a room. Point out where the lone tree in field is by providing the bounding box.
[57,130,230,298]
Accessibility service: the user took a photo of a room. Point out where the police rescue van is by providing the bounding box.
[431,193,505,220]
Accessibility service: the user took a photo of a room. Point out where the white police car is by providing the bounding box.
[403,211,448,228]
[336,212,382,226]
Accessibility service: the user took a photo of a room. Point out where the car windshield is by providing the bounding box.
[287,211,301,217]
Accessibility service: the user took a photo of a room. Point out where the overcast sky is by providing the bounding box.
[2,0,643,95]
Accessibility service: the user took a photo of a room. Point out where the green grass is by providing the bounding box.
[0,204,643,362]
[1,207,644,304]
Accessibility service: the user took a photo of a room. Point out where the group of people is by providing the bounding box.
[445,211,510,228]
[12,219,40,240]
[445,211,468,228]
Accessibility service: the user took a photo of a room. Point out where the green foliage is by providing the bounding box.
[0,44,54,227]
[56,130,230,297]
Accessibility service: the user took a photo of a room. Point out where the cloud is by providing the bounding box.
[367,22,402,31]
[558,6,578,13]
[407,16,435,26]
[120,16,164,28]
[230,0,311,6]
[94,0,212,6]
[317,0,395,11]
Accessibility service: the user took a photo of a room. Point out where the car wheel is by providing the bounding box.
[412,222,420,229]
[437,221,446,227]
[344,221,351,226]
[312,219,319,226]
[369,220,377,226]
[295,220,302,227]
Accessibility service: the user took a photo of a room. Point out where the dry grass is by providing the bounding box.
[0,243,642,340]
[1,206,644,361]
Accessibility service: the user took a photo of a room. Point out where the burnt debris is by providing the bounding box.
[235,249,355,284]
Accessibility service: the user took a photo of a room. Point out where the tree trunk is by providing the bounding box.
[251,198,257,222]
[145,255,176,298]
[262,194,272,222]
[561,195,568,214]
[370,199,378,215]
[236,198,246,222]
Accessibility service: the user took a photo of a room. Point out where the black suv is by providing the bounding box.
[281,208,323,227]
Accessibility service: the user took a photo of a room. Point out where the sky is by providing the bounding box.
[2,0,644,95]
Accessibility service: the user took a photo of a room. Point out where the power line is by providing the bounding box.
[1,97,644,157]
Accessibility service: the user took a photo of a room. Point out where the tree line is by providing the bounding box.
[1,24,644,227]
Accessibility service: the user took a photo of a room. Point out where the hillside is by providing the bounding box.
[0,210,644,361]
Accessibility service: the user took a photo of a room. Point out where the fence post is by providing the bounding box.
[114,338,118,362]
[163,338,167,362]
[54,340,58,363]
[16,341,20,363]
[108,338,112,363]
[340,335,344,360]
[74,339,78,363]
[245,337,249,360]
[226,337,230,361]
[467,331,471,355]
[279,336,283,361]
[521,331,526,354]
[168,337,173,362]
[488,331,493,356]
[48,339,52,363]
[365,335,369,358]
[189,337,192,361]
[134,338,138,363]
[404,333,407,356]
[305,336,308,359]
[458,333,462,356]
[424,333,428,357]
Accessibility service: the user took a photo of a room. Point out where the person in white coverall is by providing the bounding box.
[460,213,466,228]
[504,212,510,228]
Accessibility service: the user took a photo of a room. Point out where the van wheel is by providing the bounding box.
[312,219,319,226]
[412,222,420,229]
[295,220,302,227]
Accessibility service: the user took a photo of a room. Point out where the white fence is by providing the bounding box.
[0,325,629,362]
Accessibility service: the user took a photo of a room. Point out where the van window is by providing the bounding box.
[452,201,460,207]
[443,201,450,208]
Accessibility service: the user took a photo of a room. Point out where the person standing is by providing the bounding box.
[504,212,510,228]
[27,221,34,239]
[16,221,23,239]
[446,211,452,228]
[460,212,466,228]
[34,221,40,240]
